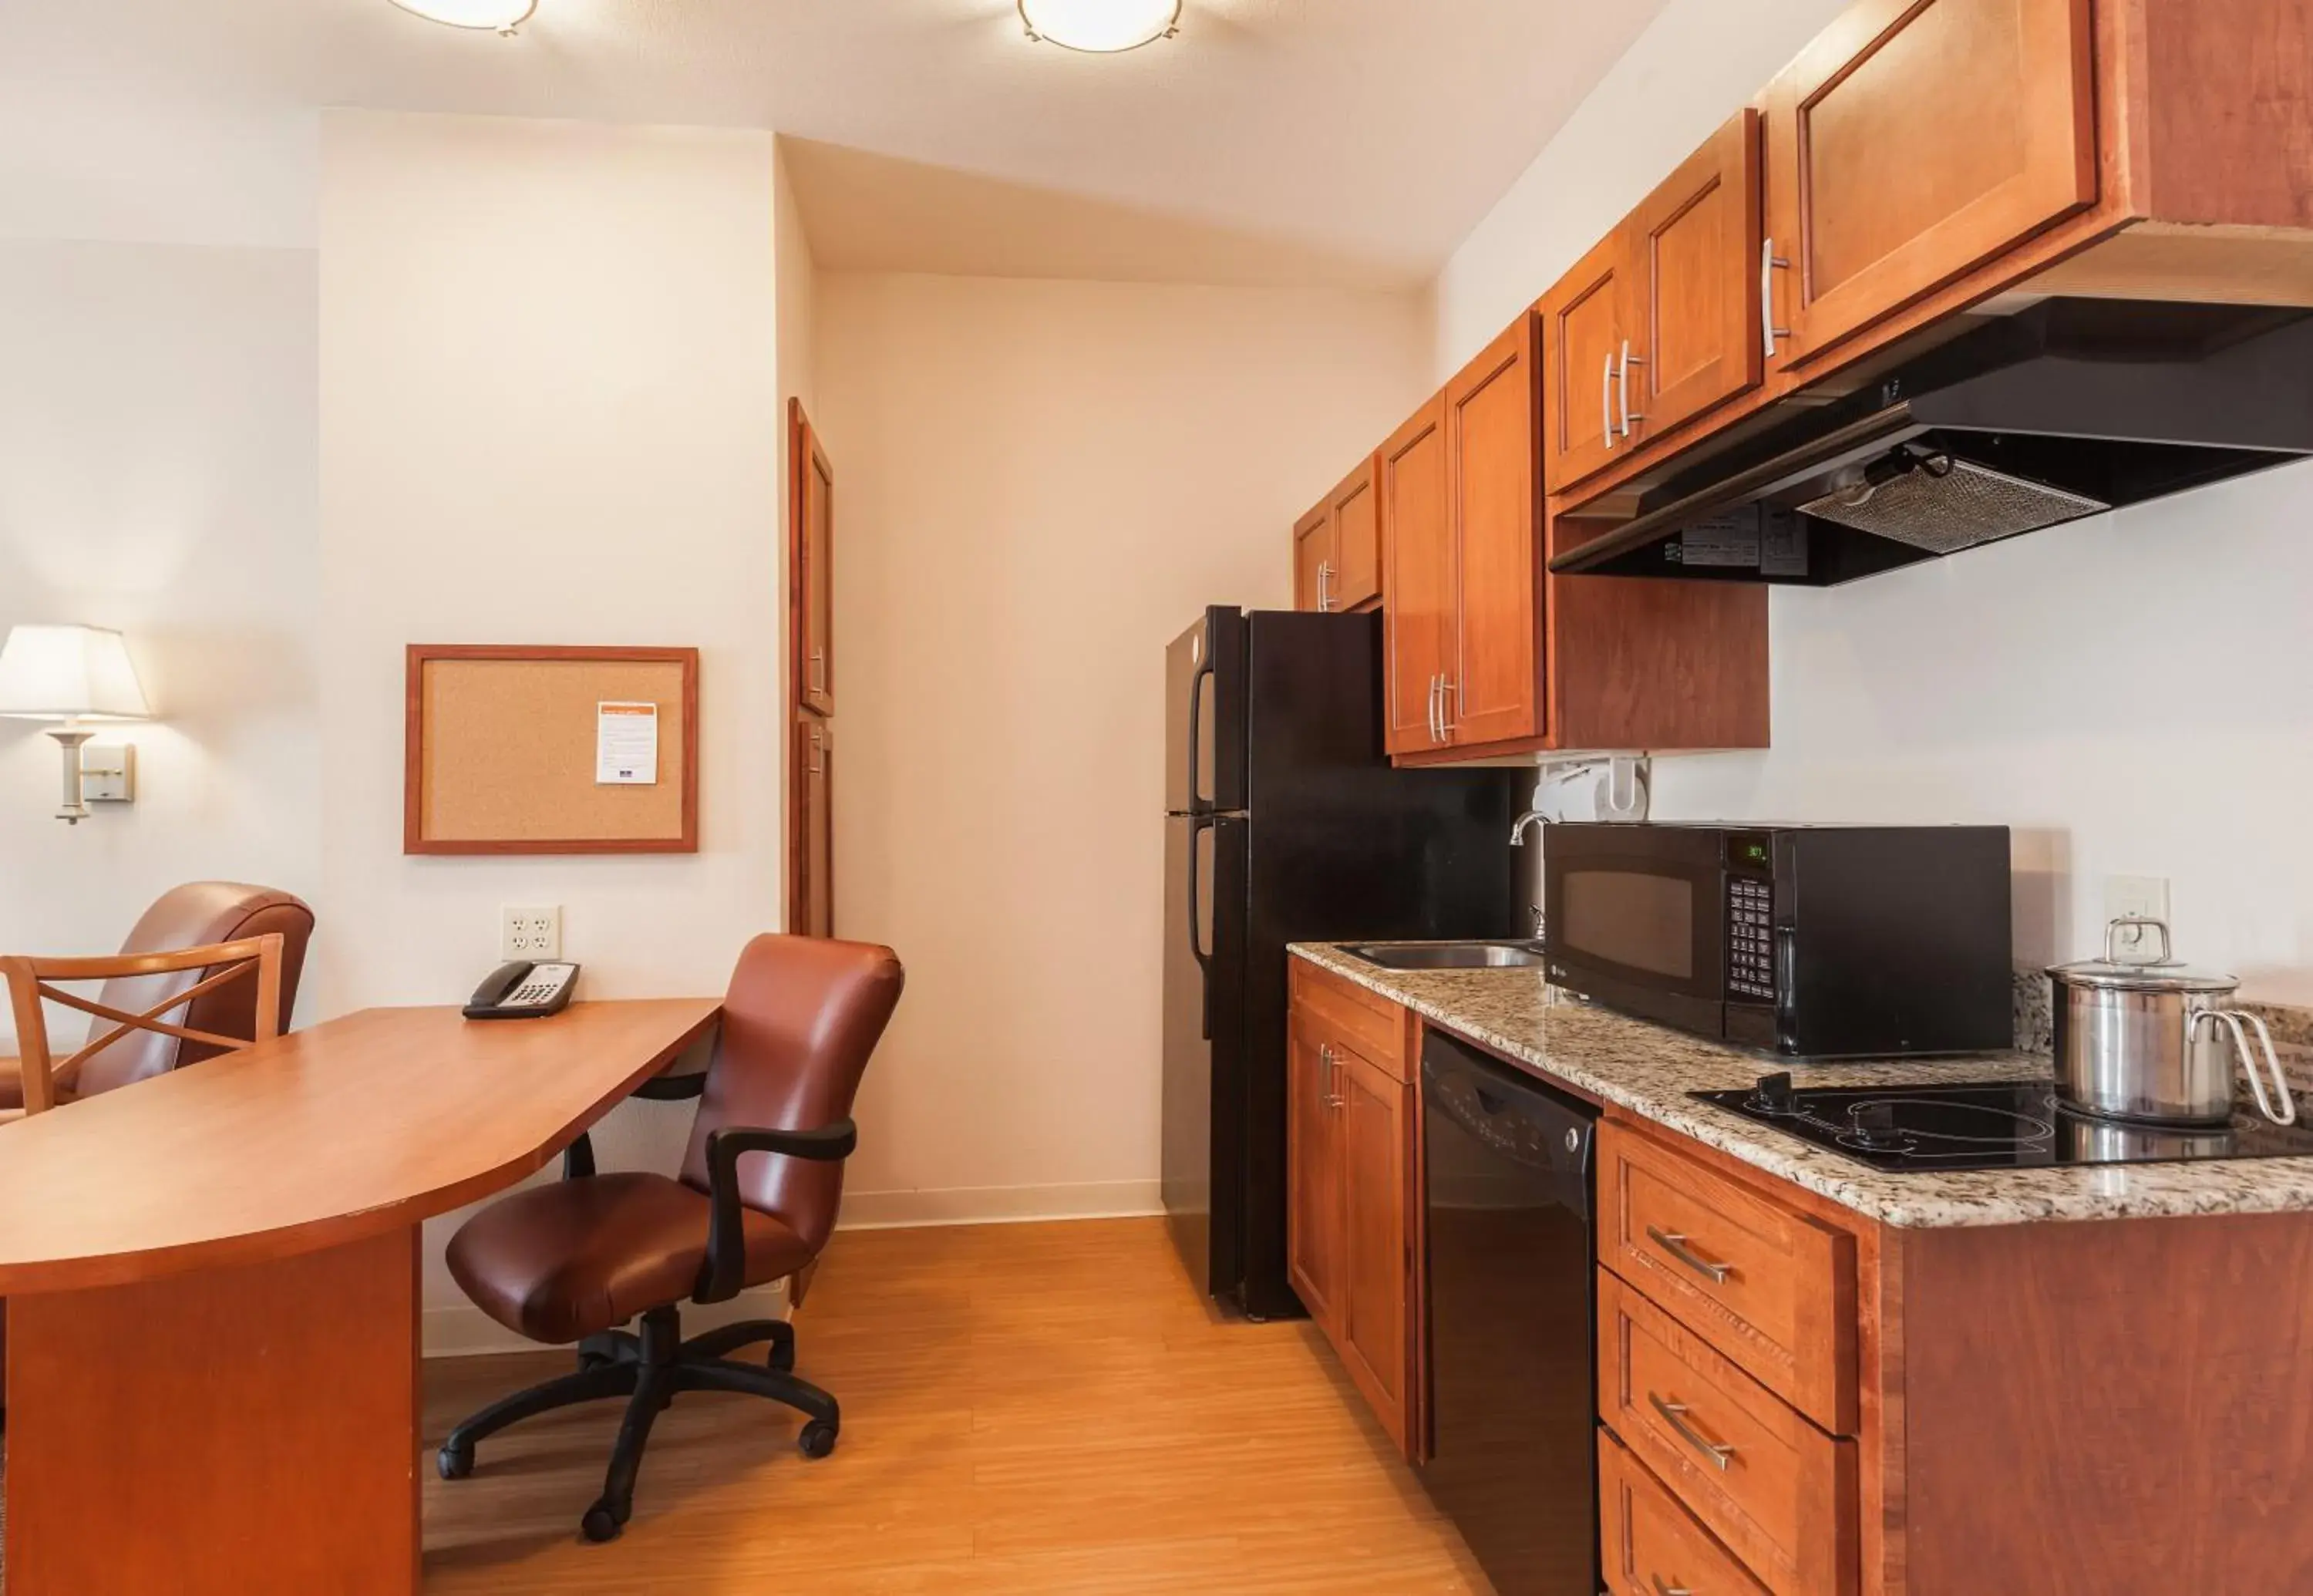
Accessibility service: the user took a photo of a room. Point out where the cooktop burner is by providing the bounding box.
[1693,1074,2313,1172]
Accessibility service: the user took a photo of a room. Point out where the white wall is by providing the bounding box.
[318,111,787,1311]
[0,239,322,1030]
[816,272,1429,1221]
[1433,0,2313,1001]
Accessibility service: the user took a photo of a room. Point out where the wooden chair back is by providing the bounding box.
[2,934,284,1116]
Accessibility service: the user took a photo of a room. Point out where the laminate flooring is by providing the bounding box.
[421,1217,1486,1593]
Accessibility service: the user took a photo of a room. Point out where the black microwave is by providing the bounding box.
[1542,823,2012,1059]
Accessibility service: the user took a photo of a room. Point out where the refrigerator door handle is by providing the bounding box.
[1187,813,1217,1038]
[1185,644,1215,814]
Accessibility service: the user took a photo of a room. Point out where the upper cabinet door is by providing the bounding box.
[1379,396,1454,757]
[1626,109,1765,448]
[1538,232,1631,493]
[1292,499,1334,612]
[1447,315,1542,750]
[1765,0,2095,367]
[790,400,836,718]
[1328,453,1383,614]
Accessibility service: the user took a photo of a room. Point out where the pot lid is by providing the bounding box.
[2047,917,2240,993]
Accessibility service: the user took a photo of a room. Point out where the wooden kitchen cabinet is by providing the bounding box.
[1763,0,2095,369]
[790,401,835,719]
[1541,109,1763,491]
[1285,960,1419,1457]
[1378,396,1455,756]
[1291,455,1383,614]
[1443,315,1543,749]
[790,708,833,938]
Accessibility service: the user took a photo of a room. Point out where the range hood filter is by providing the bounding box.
[1796,456,2112,555]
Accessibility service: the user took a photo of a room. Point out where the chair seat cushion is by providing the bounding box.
[446,1171,813,1345]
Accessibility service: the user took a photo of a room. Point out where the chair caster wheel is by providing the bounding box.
[436,1442,473,1481]
[769,1338,796,1373]
[797,1419,838,1459]
[581,1501,625,1544]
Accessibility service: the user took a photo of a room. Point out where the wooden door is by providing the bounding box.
[1292,499,1334,612]
[790,708,833,938]
[1627,108,1764,448]
[790,400,836,718]
[1378,395,1454,756]
[1446,315,1542,750]
[1336,1049,1410,1454]
[1765,0,2095,366]
[1327,453,1382,612]
[1285,1019,1343,1332]
[1537,230,1632,493]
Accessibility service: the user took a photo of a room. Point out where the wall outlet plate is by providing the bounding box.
[500,904,562,961]
[2102,876,2170,957]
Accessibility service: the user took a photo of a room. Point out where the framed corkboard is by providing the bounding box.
[404,645,699,855]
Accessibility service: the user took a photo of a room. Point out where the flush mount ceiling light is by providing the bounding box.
[1018,0,1182,53]
[388,0,538,35]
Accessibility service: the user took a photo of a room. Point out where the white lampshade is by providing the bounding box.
[388,0,538,32]
[1018,0,1181,52]
[0,625,151,721]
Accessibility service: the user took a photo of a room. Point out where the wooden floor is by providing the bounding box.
[423,1217,1486,1593]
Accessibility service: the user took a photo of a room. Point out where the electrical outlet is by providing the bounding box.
[500,904,562,961]
[2102,876,2170,958]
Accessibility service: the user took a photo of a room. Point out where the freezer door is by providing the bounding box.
[1164,608,1245,815]
[1161,810,1247,1301]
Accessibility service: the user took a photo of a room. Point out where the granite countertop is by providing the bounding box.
[1291,941,2313,1229]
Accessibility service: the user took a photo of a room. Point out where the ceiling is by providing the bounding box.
[0,0,1668,287]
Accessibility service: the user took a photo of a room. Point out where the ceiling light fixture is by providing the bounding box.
[388,0,539,35]
[1018,0,1181,53]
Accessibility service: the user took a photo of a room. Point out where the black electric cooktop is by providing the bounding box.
[1694,1075,2313,1172]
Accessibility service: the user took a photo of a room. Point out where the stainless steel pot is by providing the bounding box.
[2048,917,2295,1126]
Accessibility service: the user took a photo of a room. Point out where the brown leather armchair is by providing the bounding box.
[434,933,904,1544]
[0,880,315,1112]
[0,881,316,1410]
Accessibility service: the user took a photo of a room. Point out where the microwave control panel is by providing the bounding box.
[1726,876,1776,1001]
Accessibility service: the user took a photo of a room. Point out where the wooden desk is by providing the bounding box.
[0,998,719,1594]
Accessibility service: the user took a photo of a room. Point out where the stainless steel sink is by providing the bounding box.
[1345,941,1549,971]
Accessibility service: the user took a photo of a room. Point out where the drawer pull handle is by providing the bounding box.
[1653,1578,1694,1596]
[1649,1392,1737,1472]
[1647,1225,1732,1285]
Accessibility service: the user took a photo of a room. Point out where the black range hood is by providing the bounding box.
[1550,300,2313,585]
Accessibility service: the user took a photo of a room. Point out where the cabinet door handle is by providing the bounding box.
[1648,1392,1737,1471]
[1651,1577,1694,1596]
[1317,560,1335,612]
[807,726,827,776]
[1646,1225,1732,1285]
[809,646,827,695]
[1762,237,1791,359]
[1618,338,1646,439]
[1601,350,1617,450]
[1437,677,1457,739]
[1426,674,1443,744]
[1318,1043,1344,1108]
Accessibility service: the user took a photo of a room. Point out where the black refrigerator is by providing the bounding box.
[1162,606,1521,1319]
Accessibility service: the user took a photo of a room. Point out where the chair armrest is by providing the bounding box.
[694,1120,857,1305]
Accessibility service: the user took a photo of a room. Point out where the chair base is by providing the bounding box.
[437,1305,833,1542]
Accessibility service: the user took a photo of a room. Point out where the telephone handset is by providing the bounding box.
[463,961,581,1021]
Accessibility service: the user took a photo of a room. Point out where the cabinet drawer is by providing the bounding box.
[1599,1271,1856,1596]
[1600,1428,1769,1596]
[1598,1118,1855,1432]
[1288,959,1411,1083]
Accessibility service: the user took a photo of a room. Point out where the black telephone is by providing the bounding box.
[463,960,581,1021]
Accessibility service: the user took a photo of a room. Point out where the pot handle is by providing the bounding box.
[2200,1008,2297,1126]
[2104,915,2173,966]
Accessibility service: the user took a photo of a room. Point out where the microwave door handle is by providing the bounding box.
[1776,925,1796,1023]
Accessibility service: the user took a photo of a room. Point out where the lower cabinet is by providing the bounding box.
[1286,960,1418,1458]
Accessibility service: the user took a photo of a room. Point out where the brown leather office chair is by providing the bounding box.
[0,881,315,1113]
[436,934,904,1544]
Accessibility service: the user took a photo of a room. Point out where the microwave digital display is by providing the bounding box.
[1725,834,1772,870]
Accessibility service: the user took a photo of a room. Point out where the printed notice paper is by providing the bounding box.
[595,702,660,786]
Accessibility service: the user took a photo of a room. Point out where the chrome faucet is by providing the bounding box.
[1509,810,1547,846]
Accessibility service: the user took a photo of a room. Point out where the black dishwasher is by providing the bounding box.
[1419,1029,1599,1596]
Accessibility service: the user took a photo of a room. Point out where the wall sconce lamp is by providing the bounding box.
[0,625,152,823]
